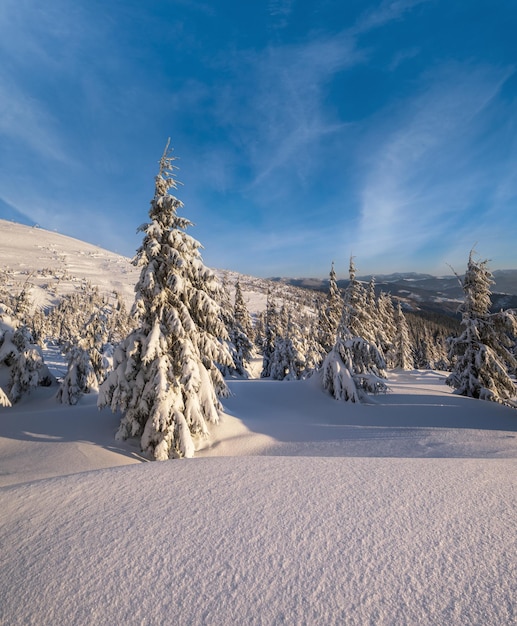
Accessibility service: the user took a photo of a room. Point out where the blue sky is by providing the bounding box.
[1,0,516,278]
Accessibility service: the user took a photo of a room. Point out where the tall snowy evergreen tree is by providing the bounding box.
[447,252,517,406]
[319,262,343,354]
[229,280,254,377]
[320,259,388,402]
[373,291,396,364]
[230,285,254,378]
[98,141,232,459]
[234,280,254,344]
[216,277,253,379]
[365,276,377,323]
[392,302,413,370]
[342,257,376,344]
[260,290,280,378]
[269,307,307,381]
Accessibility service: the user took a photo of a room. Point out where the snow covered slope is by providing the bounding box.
[0,219,140,309]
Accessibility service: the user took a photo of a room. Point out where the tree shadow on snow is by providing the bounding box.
[221,374,517,459]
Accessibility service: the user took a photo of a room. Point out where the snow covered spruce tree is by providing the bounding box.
[343,257,377,345]
[320,317,388,402]
[392,302,413,370]
[98,141,232,459]
[228,280,255,378]
[446,251,517,406]
[260,289,280,378]
[6,325,53,403]
[234,280,255,344]
[320,257,388,402]
[319,262,343,354]
[269,307,307,380]
[57,343,99,405]
[374,291,397,364]
[214,275,253,379]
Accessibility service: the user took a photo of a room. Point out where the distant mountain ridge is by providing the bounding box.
[270,270,517,315]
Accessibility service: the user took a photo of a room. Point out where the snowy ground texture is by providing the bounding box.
[1,370,516,625]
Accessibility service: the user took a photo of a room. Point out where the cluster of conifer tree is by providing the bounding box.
[0,275,134,406]
[1,143,516,458]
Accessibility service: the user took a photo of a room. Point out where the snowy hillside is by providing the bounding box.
[1,219,516,625]
[0,219,140,309]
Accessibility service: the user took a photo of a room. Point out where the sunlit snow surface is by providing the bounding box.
[1,372,516,625]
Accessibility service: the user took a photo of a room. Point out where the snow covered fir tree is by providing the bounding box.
[447,251,517,406]
[2,324,53,403]
[319,262,343,354]
[320,258,388,402]
[216,277,254,379]
[392,302,413,370]
[98,141,232,459]
[56,344,99,405]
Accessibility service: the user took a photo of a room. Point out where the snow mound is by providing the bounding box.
[1,456,515,626]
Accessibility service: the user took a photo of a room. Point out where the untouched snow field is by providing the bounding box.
[1,371,516,625]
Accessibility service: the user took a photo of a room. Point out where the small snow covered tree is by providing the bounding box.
[7,325,53,403]
[320,324,388,402]
[269,308,307,381]
[234,280,254,344]
[260,290,281,378]
[14,279,33,326]
[57,344,99,405]
[98,141,232,459]
[446,252,517,405]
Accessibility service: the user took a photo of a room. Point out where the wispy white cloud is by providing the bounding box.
[198,0,437,202]
[353,62,515,271]
[0,0,152,241]
[216,34,361,191]
[0,72,71,164]
[352,0,432,35]
[268,0,295,29]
